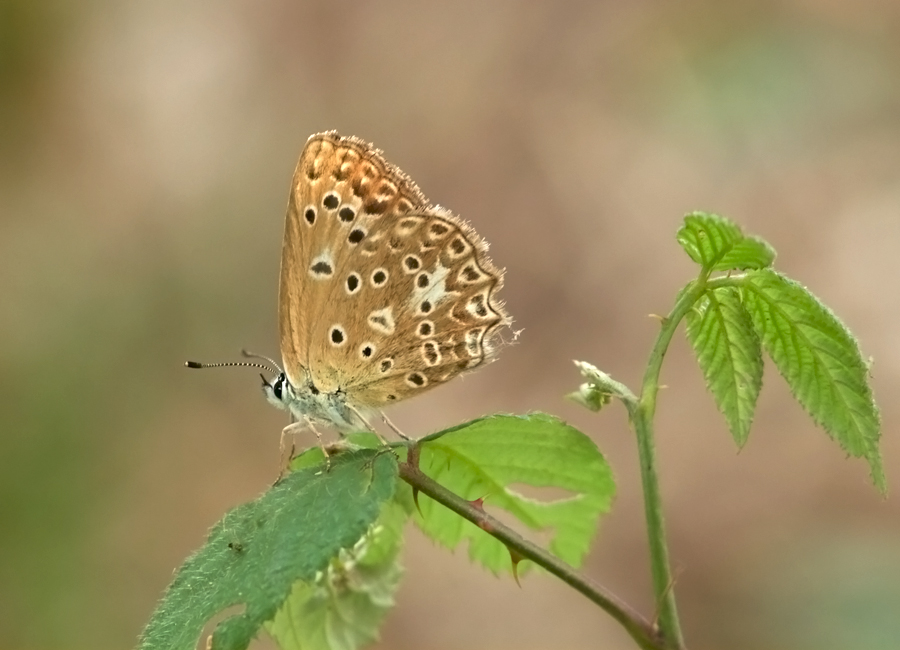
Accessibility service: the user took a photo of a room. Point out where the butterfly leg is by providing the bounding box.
[346,404,390,447]
[380,411,411,441]
[277,419,330,480]
[303,416,332,472]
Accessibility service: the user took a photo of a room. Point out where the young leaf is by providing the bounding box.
[677,212,775,271]
[139,450,398,650]
[266,499,408,650]
[686,287,763,446]
[568,360,636,411]
[742,270,884,492]
[715,235,775,272]
[414,414,615,573]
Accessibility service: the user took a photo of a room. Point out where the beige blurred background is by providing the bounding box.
[2,1,899,649]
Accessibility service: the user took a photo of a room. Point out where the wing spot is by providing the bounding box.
[459,265,483,284]
[330,325,346,346]
[403,255,422,273]
[429,222,450,238]
[406,372,427,387]
[348,228,366,244]
[360,343,376,359]
[368,308,396,335]
[417,320,434,338]
[448,236,469,257]
[304,206,316,225]
[379,358,394,373]
[323,193,340,210]
[422,341,441,366]
[371,268,388,287]
[338,206,356,222]
[468,293,490,318]
[309,253,334,279]
[346,273,361,294]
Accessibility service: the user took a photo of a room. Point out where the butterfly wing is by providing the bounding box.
[279,132,428,390]
[279,131,509,409]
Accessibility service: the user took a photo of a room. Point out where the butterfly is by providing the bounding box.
[191,132,510,440]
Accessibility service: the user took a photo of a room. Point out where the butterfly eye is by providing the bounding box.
[273,374,286,399]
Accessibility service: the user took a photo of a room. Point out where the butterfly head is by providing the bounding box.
[261,371,291,411]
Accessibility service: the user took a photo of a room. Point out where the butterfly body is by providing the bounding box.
[263,370,370,431]
[269,131,510,433]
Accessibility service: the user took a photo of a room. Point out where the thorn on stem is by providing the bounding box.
[508,548,524,587]
[412,486,422,516]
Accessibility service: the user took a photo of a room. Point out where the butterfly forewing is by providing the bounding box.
[279,131,509,411]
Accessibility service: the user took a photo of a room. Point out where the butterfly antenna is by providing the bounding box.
[184,359,281,375]
[240,349,284,374]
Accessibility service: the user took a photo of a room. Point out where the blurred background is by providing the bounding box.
[1,1,899,649]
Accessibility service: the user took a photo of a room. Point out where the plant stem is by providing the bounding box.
[631,279,708,648]
[397,456,675,650]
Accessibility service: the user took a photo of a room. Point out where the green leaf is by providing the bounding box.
[716,235,776,272]
[266,499,408,650]
[414,414,614,572]
[686,286,763,446]
[742,270,885,492]
[139,450,398,650]
[677,212,775,271]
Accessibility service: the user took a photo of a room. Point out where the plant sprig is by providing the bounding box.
[140,212,883,650]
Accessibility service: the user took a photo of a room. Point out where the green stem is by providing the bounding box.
[398,455,674,650]
[631,277,709,648]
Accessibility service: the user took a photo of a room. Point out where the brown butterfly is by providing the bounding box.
[192,132,510,441]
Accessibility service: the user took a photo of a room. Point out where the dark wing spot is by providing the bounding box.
[373,270,387,285]
[346,274,360,292]
[450,238,466,254]
[380,359,393,373]
[304,208,316,224]
[364,196,389,214]
[423,342,439,365]
[323,193,339,209]
[407,372,425,386]
[331,327,345,344]
[404,256,420,271]
[418,321,433,337]
[339,206,355,222]
[430,223,449,236]
[311,261,333,275]
[348,229,365,244]
[417,273,430,288]
[463,266,480,282]
[362,345,373,358]
[420,300,432,314]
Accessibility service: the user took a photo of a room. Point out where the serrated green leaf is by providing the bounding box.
[139,450,398,650]
[716,235,775,271]
[678,212,744,268]
[742,270,884,492]
[266,499,407,650]
[414,414,614,573]
[686,287,763,446]
[677,212,775,271]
